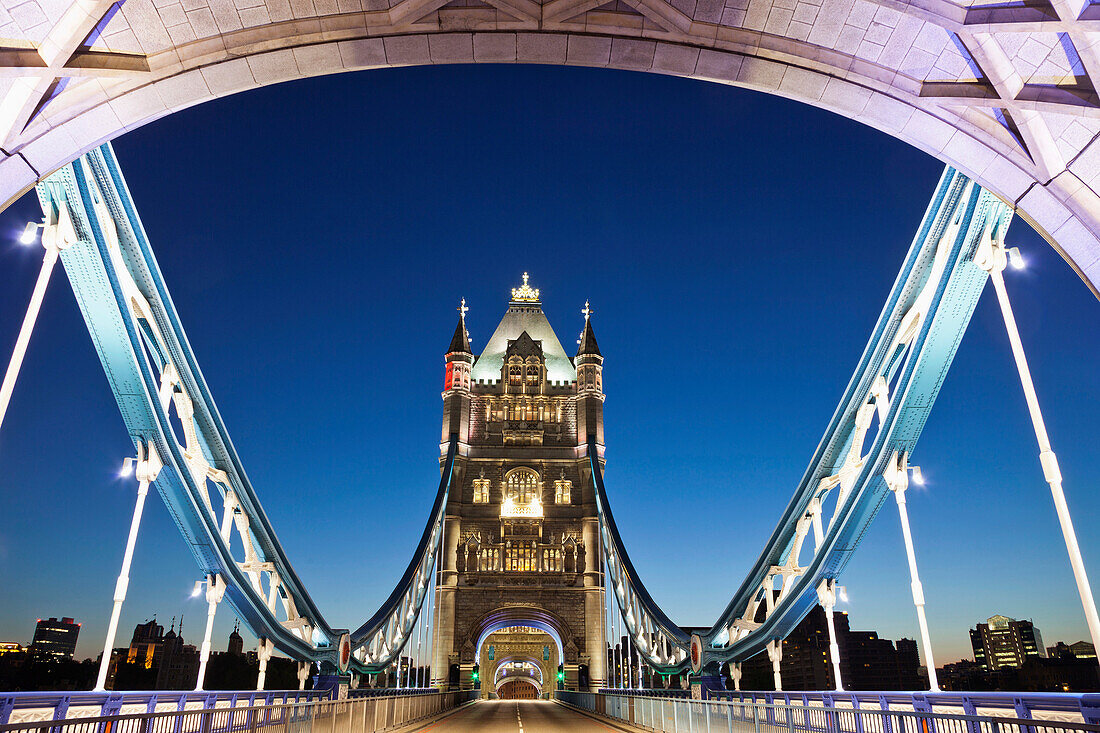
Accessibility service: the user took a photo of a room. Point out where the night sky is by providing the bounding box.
[0,63,1097,668]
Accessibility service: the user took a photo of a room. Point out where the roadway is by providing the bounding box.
[414,700,631,732]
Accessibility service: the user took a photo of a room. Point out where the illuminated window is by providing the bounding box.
[506,469,539,504]
[554,473,572,504]
[508,365,522,386]
[507,541,537,571]
[473,477,491,504]
[525,364,539,385]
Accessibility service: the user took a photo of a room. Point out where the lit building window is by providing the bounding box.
[508,364,522,386]
[507,541,537,571]
[554,472,572,504]
[473,475,491,504]
[501,468,543,518]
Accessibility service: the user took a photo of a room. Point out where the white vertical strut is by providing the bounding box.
[256,638,274,691]
[884,451,939,691]
[816,579,844,691]
[0,208,77,434]
[975,237,1100,666]
[195,574,226,690]
[93,444,163,691]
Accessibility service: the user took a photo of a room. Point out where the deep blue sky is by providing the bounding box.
[0,64,1097,669]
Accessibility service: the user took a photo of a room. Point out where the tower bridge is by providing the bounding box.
[1,143,1099,732]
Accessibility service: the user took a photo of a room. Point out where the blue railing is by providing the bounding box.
[0,690,327,725]
[712,691,1100,724]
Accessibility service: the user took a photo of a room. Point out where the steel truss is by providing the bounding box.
[38,147,1012,679]
[35,143,450,674]
[592,167,1014,673]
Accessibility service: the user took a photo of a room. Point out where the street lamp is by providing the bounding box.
[975,236,1100,669]
[94,446,163,691]
[0,208,78,434]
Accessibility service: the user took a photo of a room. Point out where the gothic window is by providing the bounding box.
[554,473,572,504]
[473,476,490,504]
[508,364,522,386]
[525,364,539,386]
[507,541,537,571]
[505,469,539,504]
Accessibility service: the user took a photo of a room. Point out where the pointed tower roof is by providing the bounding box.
[447,298,472,355]
[576,301,601,358]
[471,274,576,383]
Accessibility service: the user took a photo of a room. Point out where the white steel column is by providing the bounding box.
[94,445,163,691]
[731,662,742,692]
[195,574,226,690]
[976,240,1100,663]
[0,210,77,433]
[766,640,782,692]
[298,662,310,691]
[884,452,939,691]
[816,579,844,691]
[256,638,274,691]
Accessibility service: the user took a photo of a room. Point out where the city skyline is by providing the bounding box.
[0,64,1098,670]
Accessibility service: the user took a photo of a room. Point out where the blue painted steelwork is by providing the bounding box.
[590,167,1013,673]
[35,144,452,673]
[38,145,1015,687]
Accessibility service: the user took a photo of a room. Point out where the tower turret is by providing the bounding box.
[442,299,473,444]
[575,301,604,447]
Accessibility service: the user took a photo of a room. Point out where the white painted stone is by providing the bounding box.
[293,41,345,75]
[473,32,517,62]
[384,34,431,65]
[201,56,257,95]
[247,48,301,83]
[695,47,742,81]
[429,33,474,62]
[517,32,567,63]
[566,34,612,65]
[338,37,386,67]
[651,42,699,75]
[778,64,826,99]
[610,37,655,70]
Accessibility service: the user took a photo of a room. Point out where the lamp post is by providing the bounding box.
[884,451,939,692]
[194,574,226,690]
[975,237,1100,665]
[0,209,78,434]
[94,445,163,691]
[816,579,845,691]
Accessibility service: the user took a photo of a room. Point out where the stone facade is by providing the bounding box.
[430,277,607,693]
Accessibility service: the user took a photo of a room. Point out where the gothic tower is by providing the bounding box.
[431,274,607,696]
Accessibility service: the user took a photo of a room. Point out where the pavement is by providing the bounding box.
[407,699,637,732]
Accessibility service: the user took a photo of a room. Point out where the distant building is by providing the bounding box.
[1047,641,1096,660]
[970,615,1045,671]
[739,606,921,691]
[0,643,24,655]
[227,622,244,656]
[114,617,200,690]
[30,617,80,661]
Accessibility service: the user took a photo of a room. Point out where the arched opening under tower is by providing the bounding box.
[476,624,559,699]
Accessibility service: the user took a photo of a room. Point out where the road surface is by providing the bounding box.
[416,700,629,732]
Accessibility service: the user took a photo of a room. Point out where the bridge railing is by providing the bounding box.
[0,691,476,733]
[557,691,1100,733]
[0,692,328,726]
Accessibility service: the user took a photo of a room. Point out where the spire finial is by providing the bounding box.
[511,273,540,302]
[458,297,468,320]
[582,300,593,321]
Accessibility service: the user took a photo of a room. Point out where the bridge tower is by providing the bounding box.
[431,275,607,695]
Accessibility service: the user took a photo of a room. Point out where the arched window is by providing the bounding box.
[505,469,539,504]
[508,363,522,386]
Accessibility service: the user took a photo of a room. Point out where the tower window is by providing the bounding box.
[554,474,572,504]
[473,477,491,504]
[508,365,522,386]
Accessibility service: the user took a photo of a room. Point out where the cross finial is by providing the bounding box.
[458,297,468,319]
[523,272,529,286]
[582,300,593,321]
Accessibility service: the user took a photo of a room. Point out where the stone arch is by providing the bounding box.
[2,18,1100,298]
[469,605,573,663]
